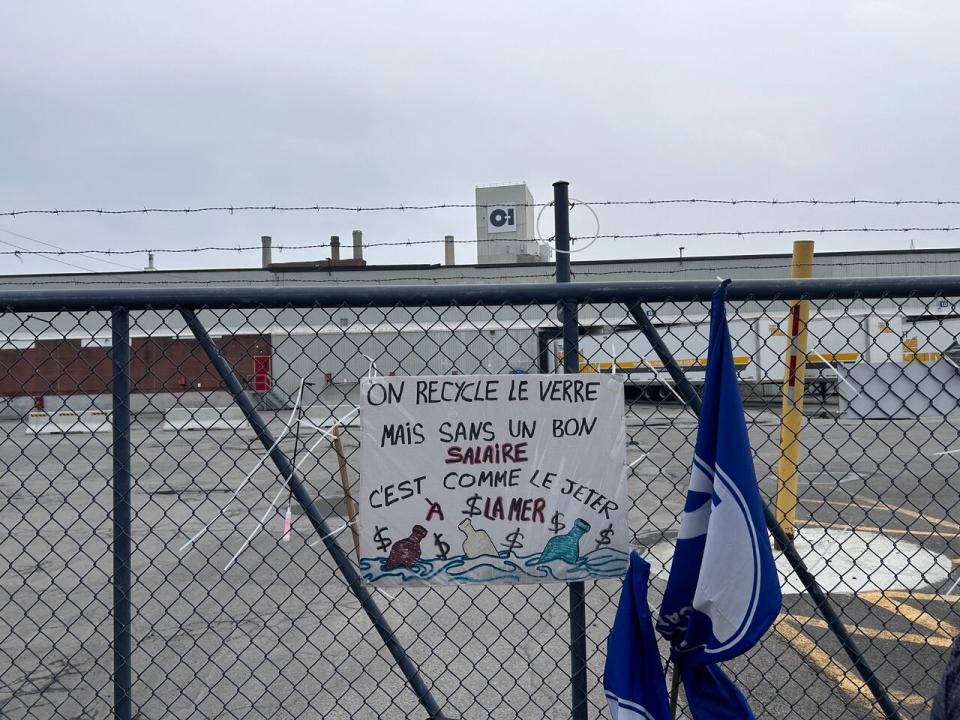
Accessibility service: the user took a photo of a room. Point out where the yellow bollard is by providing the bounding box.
[774,240,814,544]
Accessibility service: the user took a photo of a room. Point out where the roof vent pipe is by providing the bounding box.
[444,235,455,266]
[352,230,363,260]
[261,235,272,268]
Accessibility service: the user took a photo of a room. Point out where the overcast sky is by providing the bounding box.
[2,2,959,275]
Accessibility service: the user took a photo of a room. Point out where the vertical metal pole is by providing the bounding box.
[668,665,681,718]
[774,239,815,542]
[537,328,562,374]
[554,181,588,720]
[627,300,903,720]
[111,308,133,720]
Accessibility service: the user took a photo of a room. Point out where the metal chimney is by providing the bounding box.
[261,235,272,268]
[144,252,157,272]
[352,230,363,261]
[444,235,455,266]
[331,235,340,261]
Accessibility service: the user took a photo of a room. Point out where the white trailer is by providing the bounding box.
[269,321,548,406]
[567,313,904,400]
[902,316,960,363]
[262,310,945,407]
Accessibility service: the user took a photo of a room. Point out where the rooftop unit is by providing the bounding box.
[475,183,553,265]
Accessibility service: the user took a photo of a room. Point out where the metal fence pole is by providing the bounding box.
[537,328,563,373]
[3,277,960,312]
[627,300,904,720]
[179,308,448,720]
[554,181,589,720]
[111,307,133,720]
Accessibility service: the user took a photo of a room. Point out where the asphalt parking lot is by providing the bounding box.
[1,401,958,719]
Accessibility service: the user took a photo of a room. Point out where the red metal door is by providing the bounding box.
[253,355,271,391]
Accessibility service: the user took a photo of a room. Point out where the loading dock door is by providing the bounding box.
[253,355,271,391]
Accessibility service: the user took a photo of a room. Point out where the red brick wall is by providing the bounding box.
[0,334,271,396]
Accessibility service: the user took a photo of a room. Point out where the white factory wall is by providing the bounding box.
[270,325,544,405]
[0,248,957,345]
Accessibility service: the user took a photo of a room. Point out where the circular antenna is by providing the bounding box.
[535,199,601,254]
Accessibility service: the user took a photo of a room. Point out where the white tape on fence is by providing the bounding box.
[26,410,111,435]
[162,406,247,432]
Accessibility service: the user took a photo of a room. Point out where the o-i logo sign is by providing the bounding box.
[487,205,516,233]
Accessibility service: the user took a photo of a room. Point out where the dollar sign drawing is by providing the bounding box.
[462,493,483,517]
[549,511,566,534]
[434,532,450,560]
[501,528,525,555]
[594,523,614,552]
[373,526,392,553]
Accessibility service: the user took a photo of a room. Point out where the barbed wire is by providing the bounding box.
[0,227,140,272]
[1,256,960,288]
[3,199,960,218]
[0,236,100,274]
[579,199,960,206]
[0,225,955,257]
[575,226,960,240]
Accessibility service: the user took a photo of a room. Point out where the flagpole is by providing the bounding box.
[668,662,681,719]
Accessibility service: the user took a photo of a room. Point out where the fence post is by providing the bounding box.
[111,307,133,720]
[553,181,589,720]
[627,299,903,720]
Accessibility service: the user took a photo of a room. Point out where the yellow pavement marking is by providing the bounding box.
[852,494,960,532]
[890,689,931,707]
[799,497,852,511]
[786,613,953,649]
[774,617,927,716]
[875,590,960,602]
[813,521,960,538]
[800,496,960,532]
[859,592,959,638]
[774,618,873,708]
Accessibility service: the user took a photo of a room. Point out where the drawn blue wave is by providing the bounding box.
[360,547,629,586]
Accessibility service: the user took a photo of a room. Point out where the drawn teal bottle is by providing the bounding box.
[538,518,591,564]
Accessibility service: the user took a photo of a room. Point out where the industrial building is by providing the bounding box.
[1,183,959,408]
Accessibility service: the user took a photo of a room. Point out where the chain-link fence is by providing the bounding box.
[1,279,959,720]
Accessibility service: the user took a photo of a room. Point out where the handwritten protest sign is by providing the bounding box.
[358,374,628,586]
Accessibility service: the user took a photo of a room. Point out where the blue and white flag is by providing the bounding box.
[657,281,782,717]
[680,664,755,720]
[604,552,670,720]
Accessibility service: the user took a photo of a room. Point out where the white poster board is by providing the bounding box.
[358,374,629,586]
